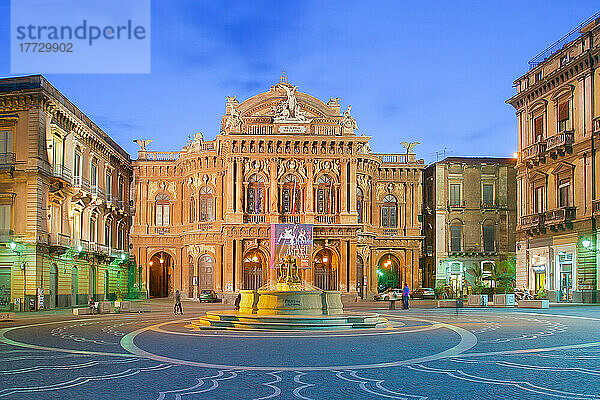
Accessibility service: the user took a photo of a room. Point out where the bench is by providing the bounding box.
[0,312,15,321]
[437,299,464,308]
[73,307,94,315]
[518,299,549,309]
[128,303,151,313]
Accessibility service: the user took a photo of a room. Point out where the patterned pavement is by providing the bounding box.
[1,302,600,399]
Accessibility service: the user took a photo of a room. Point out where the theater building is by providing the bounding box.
[0,75,134,311]
[131,77,425,301]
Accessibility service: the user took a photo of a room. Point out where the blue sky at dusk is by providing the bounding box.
[0,1,598,162]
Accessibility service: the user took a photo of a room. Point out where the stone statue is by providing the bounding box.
[400,142,420,154]
[340,105,358,130]
[225,107,243,130]
[133,139,153,151]
[281,84,298,118]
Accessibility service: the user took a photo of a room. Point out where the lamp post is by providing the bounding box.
[8,242,24,311]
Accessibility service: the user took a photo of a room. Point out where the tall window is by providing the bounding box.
[118,177,124,202]
[450,225,462,252]
[558,179,570,207]
[90,160,97,188]
[73,151,82,183]
[105,171,112,199]
[0,204,11,233]
[89,215,97,243]
[246,174,265,214]
[105,218,112,247]
[533,115,544,142]
[449,184,461,206]
[381,194,398,228]
[199,187,214,221]
[0,130,13,164]
[534,186,545,213]
[557,100,570,132]
[482,184,494,206]
[316,175,335,214]
[117,224,123,250]
[281,175,301,214]
[190,192,196,223]
[483,225,495,252]
[155,193,170,226]
[357,187,364,223]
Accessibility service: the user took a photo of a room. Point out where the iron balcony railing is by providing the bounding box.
[52,164,72,183]
[280,214,301,224]
[520,212,545,230]
[315,214,337,224]
[546,131,574,152]
[544,206,576,226]
[244,214,266,224]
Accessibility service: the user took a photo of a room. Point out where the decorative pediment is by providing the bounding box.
[550,161,575,176]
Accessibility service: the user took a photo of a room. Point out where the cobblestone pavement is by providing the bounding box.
[2,300,600,399]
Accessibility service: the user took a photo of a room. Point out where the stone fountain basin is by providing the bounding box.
[239,289,343,316]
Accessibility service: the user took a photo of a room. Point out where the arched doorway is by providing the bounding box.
[188,256,194,298]
[49,263,58,308]
[198,254,214,290]
[357,256,364,299]
[314,249,337,290]
[377,253,401,292]
[104,270,110,300]
[243,250,264,290]
[71,266,78,306]
[149,252,173,297]
[88,266,96,301]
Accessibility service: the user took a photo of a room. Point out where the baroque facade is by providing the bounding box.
[507,16,600,302]
[422,157,517,294]
[131,77,425,301]
[0,75,134,311]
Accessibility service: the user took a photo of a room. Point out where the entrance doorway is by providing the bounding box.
[558,252,573,302]
[49,263,58,308]
[243,250,264,290]
[88,266,96,301]
[377,253,400,292]
[314,249,337,290]
[357,256,364,298]
[198,254,214,290]
[104,270,110,300]
[149,252,173,297]
[71,266,78,306]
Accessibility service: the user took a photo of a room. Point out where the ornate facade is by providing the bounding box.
[507,16,600,302]
[131,77,425,301]
[0,75,133,311]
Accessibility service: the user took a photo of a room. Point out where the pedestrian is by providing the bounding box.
[234,293,241,310]
[88,297,97,314]
[174,290,183,315]
[402,282,410,310]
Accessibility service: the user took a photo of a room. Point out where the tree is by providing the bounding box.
[493,255,516,293]
[466,264,484,294]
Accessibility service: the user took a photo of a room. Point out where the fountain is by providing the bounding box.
[190,256,387,331]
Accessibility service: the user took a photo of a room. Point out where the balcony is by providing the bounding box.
[520,212,545,233]
[480,201,500,210]
[280,214,301,224]
[522,141,546,165]
[244,214,266,224]
[91,186,105,201]
[52,164,72,184]
[72,176,90,193]
[0,152,15,171]
[154,227,170,234]
[593,199,600,217]
[447,200,466,211]
[198,222,214,231]
[382,228,398,236]
[315,214,337,224]
[544,206,576,229]
[594,116,600,135]
[49,233,70,247]
[546,131,574,158]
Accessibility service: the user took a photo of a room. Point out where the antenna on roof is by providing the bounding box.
[433,147,452,162]
[280,71,287,83]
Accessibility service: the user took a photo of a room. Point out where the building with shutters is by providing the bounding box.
[507,13,600,302]
[0,75,134,311]
[422,157,517,295]
[130,76,425,302]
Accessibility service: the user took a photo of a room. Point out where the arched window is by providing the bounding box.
[482,222,495,252]
[246,174,265,214]
[450,221,462,252]
[89,212,97,243]
[155,193,170,226]
[190,191,196,223]
[117,221,124,250]
[199,187,214,222]
[381,194,397,228]
[357,187,364,223]
[281,175,301,214]
[316,175,335,214]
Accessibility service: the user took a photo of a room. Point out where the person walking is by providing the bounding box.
[402,283,410,310]
[174,290,183,315]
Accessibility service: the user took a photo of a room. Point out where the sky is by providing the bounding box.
[0,0,598,163]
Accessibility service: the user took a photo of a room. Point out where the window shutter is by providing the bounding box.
[558,102,569,122]
[156,205,162,226]
[534,116,543,137]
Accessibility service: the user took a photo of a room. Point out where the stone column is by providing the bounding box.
[306,159,314,223]
[235,239,243,291]
[216,171,223,221]
[214,244,223,292]
[235,158,243,222]
[340,160,348,218]
[349,159,358,216]
[269,157,278,224]
[225,157,235,221]
[339,240,348,292]
[349,239,358,294]
[223,238,234,293]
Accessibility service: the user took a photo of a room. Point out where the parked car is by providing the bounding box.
[374,288,402,301]
[412,287,435,299]
[199,289,220,303]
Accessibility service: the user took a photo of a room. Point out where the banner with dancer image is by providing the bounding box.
[270,224,313,269]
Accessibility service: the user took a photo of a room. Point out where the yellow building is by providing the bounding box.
[507,15,600,302]
[131,77,425,302]
[0,75,134,311]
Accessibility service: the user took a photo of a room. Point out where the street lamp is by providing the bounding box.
[581,239,592,248]
[7,241,24,310]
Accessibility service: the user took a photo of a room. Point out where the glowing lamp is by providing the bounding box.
[252,255,259,262]
[8,242,16,250]
[582,239,592,248]
[513,152,519,159]
[159,258,164,264]
[323,257,328,263]
[120,253,126,261]
[149,260,153,266]
[77,244,83,252]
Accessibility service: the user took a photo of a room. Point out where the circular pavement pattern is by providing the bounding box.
[1,305,600,399]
